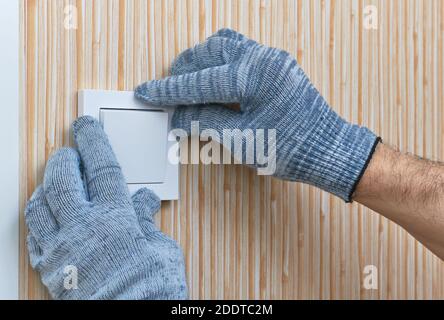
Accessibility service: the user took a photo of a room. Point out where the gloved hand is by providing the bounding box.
[135,28,380,202]
[25,116,187,300]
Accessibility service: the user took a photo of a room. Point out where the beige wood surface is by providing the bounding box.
[20,0,444,299]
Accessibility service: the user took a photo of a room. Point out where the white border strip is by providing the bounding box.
[0,0,19,299]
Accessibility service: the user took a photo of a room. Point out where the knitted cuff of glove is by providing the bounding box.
[309,110,381,202]
[282,109,381,202]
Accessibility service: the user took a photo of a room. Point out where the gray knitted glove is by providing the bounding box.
[25,116,187,300]
[135,28,380,202]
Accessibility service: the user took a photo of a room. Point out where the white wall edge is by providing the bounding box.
[0,0,19,299]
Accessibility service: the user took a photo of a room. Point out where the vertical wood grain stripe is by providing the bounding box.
[20,0,444,299]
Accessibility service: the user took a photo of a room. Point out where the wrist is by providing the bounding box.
[354,143,444,212]
[353,142,392,202]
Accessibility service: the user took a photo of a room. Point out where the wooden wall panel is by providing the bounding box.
[20,0,444,299]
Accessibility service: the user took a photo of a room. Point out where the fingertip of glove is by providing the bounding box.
[29,185,45,202]
[135,83,164,106]
[171,108,183,130]
[213,28,239,39]
[135,82,165,106]
[44,148,81,186]
[134,83,149,101]
[72,115,102,139]
[47,147,80,165]
[132,188,161,214]
[25,185,45,217]
[136,187,160,201]
[170,49,193,75]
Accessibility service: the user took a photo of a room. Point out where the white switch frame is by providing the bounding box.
[78,89,179,200]
[0,0,19,299]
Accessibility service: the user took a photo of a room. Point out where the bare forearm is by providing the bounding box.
[354,143,444,259]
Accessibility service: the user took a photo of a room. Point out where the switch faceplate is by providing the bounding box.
[78,90,179,200]
[100,109,168,184]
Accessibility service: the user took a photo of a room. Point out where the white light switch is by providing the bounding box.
[78,90,179,200]
[100,109,168,184]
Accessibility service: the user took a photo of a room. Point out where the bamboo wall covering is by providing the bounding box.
[20,0,444,299]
